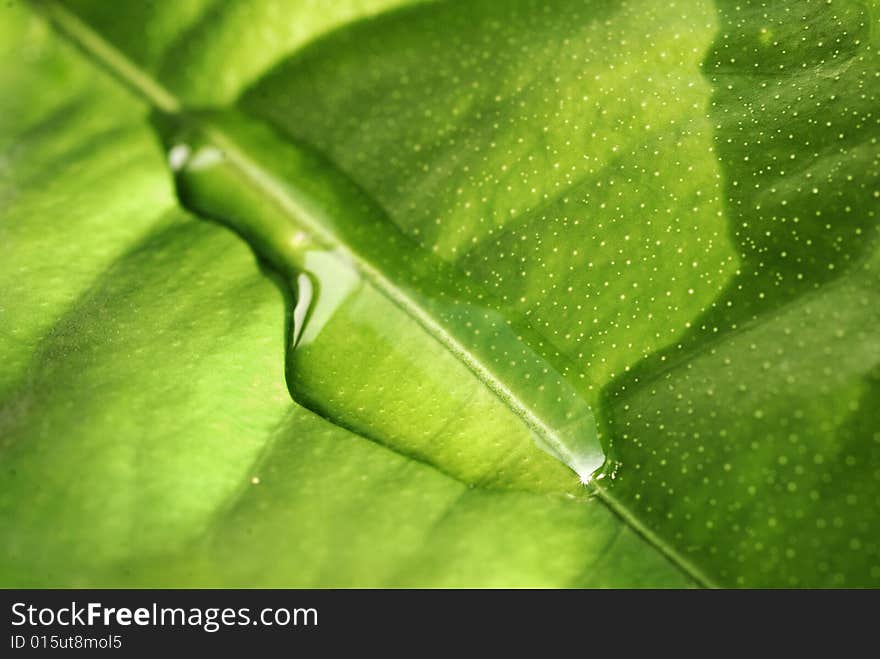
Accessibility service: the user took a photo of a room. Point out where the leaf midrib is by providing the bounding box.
[33,0,719,588]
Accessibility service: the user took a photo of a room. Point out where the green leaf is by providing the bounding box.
[1,0,877,586]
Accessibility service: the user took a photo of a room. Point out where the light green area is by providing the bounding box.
[0,1,690,588]
[0,0,877,586]
[60,0,427,105]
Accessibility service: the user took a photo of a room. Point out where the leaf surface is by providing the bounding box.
[1,0,878,586]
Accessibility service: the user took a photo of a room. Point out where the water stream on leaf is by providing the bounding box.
[156,109,606,487]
